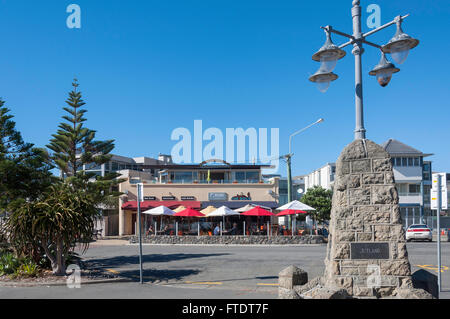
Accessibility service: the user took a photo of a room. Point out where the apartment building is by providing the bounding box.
[304,139,433,228]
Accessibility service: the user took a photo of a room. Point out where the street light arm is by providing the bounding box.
[362,14,410,39]
[289,119,324,155]
[339,38,382,50]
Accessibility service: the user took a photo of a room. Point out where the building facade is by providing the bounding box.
[303,163,336,192]
[303,139,433,228]
[116,158,279,236]
[381,139,432,228]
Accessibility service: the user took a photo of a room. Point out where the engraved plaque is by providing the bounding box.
[351,243,390,259]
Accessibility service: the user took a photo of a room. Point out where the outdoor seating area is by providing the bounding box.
[136,200,328,238]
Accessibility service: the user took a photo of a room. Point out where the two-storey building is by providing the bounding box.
[115,157,279,236]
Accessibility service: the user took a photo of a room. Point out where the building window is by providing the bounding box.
[235,172,245,181]
[173,171,193,183]
[398,184,407,195]
[408,184,421,194]
[245,171,260,182]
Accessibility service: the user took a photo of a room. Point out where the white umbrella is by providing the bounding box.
[277,200,316,211]
[235,203,272,212]
[208,206,240,217]
[143,205,175,216]
[207,206,240,236]
[141,206,176,235]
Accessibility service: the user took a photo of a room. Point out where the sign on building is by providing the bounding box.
[208,192,228,201]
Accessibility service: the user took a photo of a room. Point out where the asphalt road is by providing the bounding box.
[1,242,449,299]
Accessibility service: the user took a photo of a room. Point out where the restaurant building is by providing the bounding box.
[112,155,279,236]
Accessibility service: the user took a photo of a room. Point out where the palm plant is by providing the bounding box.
[4,182,100,275]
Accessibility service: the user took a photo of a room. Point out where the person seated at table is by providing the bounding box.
[262,224,267,234]
[162,225,170,235]
[230,223,238,235]
[146,225,154,236]
[213,224,220,236]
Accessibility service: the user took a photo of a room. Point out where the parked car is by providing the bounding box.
[406,224,433,242]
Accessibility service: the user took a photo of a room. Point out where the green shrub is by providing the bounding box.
[0,252,20,276]
[14,259,40,278]
[0,253,40,278]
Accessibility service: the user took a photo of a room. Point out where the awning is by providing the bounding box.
[122,201,201,211]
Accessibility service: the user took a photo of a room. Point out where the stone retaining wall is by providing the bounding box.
[129,235,325,245]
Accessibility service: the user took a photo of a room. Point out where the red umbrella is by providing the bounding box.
[240,206,274,216]
[174,207,205,217]
[277,209,307,217]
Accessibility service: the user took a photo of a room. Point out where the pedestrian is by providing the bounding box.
[213,224,220,236]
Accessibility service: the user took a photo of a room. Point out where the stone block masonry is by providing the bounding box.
[279,139,433,299]
[322,139,422,298]
[129,235,325,245]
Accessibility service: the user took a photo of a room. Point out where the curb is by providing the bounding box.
[0,276,132,287]
[127,243,326,247]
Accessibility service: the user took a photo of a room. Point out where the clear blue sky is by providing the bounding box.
[0,0,449,176]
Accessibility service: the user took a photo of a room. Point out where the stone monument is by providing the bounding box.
[279,139,433,299]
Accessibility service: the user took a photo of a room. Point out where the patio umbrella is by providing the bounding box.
[240,206,274,236]
[240,206,275,216]
[277,200,316,211]
[174,207,205,236]
[201,206,218,216]
[276,209,307,217]
[143,205,175,216]
[235,203,272,213]
[142,206,175,235]
[174,207,205,217]
[277,201,316,235]
[208,206,240,217]
[173,205,187,213]
[208,206,240,235]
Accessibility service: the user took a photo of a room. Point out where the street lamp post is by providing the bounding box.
[309,0,419,140]
[283,119,324,228]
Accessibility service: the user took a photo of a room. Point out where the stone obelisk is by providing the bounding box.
[322,139,413,298]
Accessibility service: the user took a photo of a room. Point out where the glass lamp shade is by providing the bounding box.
[382,19,419,65]
[316,81,331,93]
[319,52,338,73]
[309,69,338,93]
[312,29,346,69]
[389,42,410,65]
[369,52,400,87]
[376,70,394,87]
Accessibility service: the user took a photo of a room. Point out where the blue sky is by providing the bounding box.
[0,0,449,176]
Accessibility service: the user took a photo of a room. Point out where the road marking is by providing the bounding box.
[256,283,278,286]
[105,269,120,275]
[184,281,223,285]
[415,265,449,273]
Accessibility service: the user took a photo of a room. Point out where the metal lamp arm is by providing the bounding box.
[324,14,410,50]
[289,119,324,155]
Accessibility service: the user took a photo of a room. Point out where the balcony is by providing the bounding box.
[130,178,272,185]
[398,192,423,205]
